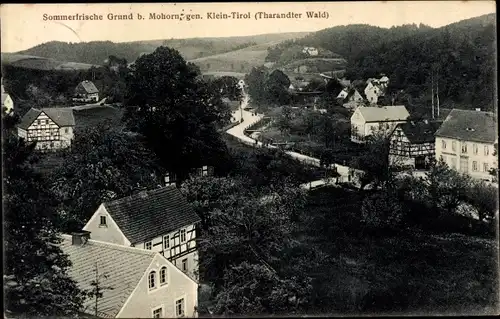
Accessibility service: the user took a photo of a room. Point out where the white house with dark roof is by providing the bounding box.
[350,105,410,143]
[435,108,497,181]
[73,80,99,103]
[1,79,14,114]
[61,232,198,318]
[17,107,75,151]
[83,186,201,282]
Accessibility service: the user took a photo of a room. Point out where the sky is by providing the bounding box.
[0,1,496,52]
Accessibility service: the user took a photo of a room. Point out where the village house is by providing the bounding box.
[165,165,215,186]
[389,120,442,169]
[350,105,410,143]
[73,80,99,103]
[364,76,389,104]
[435,108,497,181]
[83,186,201,282]
[337,87,364,110]
[1,78,14,114]
[17,107,75,151]
[61,232,198,318]
[302,46,319,56]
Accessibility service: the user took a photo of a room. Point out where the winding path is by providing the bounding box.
[225,94,355,190]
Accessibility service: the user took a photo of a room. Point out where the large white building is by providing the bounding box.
[61,232,198,318]
[1,78,14,114]
[435,109,497,181]
[83,186,201,282]
[350,105,410,143]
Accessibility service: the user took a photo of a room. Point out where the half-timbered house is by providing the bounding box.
[389,120,441,169]
[83,186,201,282]
[17,107,75,151]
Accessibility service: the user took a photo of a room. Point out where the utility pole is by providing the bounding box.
[431,71,435,119]
[436,71,440,118]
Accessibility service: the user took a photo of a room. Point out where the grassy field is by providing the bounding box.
[73,106,125,132]
[300,186,499,315]
[1,53,97,71]
[281,58,348,73]
[201,71,246,80]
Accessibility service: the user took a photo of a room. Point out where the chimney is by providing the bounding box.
[71,231,91,246]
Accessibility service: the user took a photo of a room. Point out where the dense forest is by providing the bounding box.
[267,14,496,111]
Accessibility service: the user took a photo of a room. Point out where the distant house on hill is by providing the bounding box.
[389,120,442,169]
[351,105,410,143]
[1,79,14,114]
[302,47,319,56]
[73,80,99,103]
[435,108,497,181]
[60,232,198,318]
[17,107,75,151]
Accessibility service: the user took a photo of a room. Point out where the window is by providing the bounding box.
[202,165,209,176]
[180,229,186,242]
[182,258,188,272]
[461,142,467,154]
[460,157,469,173]
[152,307,163,318]
[163,235,170,250]
[64,128,69,134]
[451,141,456,152]
[175,298,185,317]
[148,271,157,290]
[160,266,168,285]
[485,146,490,156]
[37,120,41,125]
[484,163,489,172]
[442,140,447,150]
[145,241,152,250]
[450,157,457,169]
[99,216,107,226]
[472,161,478,171]
[473,144,478,155]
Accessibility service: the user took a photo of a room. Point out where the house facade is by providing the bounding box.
[435,109,497,181]
[73,80,99,103]
[302,47,319,56]
[61,232,198,318]
[389,120,441,169]
[338,88,364,110]
[364,76,389,105]
[83,186,201,282]
[2,79,14,114]
[351,105,410,143]
[17,107,75,151]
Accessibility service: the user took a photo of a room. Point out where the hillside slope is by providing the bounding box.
[13,32,309,66]
[347,13,496,111]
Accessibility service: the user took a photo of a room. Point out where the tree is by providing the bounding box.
[245,66,269,105]
[208,76,241,100]
[276,106,293,135]
[3,112,87,316]
[123,46,231,183]
[50,123,163,232]
[465,181,498,223]
[360,189,404,231]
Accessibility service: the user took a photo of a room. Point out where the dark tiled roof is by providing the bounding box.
[76,80,99,94]
[17,108,41,130]
[17,107,75,130]
[60,234,156,318]
[103,186,201,244]
[42,107,75,127]
[397,121,442,144]
[435,109,497,143]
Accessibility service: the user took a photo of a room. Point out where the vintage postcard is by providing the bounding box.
[1,1,498,318]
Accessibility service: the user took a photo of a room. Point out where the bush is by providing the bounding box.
[360,190,404,232]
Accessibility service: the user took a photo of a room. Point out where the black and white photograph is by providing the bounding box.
[1,1,498,317]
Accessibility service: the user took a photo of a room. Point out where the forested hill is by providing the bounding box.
[13,32,308,65]
[346,13,496,111]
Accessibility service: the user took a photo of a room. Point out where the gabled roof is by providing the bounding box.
[60,234,157,318]
[103,186,201,244]
[76,80,99,94]
[435,108,497,144]
[395,121,442,144]
[355,105,410,123]
[17,107,75,129]
[2,93,11,104]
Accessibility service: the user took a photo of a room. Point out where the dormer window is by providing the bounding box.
[99,216,107,227]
